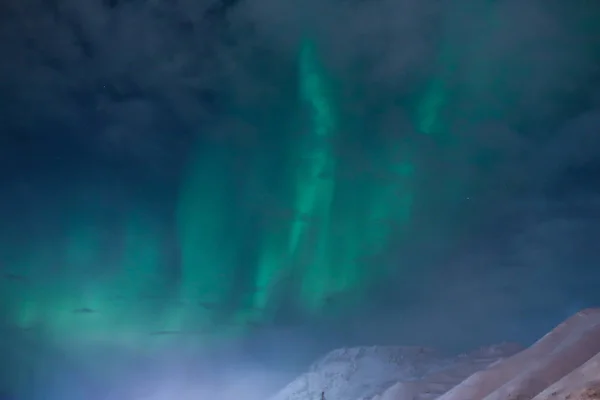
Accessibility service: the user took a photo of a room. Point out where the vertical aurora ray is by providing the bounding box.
[176,143,240,333]
[417,0,511,137]
[250,36,342,316]
[252,35,421,317]
[289,37,338,313]
[415,23,460,139]
[417,76,448,136]
[412,0,502,216]
[1,198,175,351]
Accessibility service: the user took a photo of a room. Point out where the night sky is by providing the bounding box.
[1,0,600,399]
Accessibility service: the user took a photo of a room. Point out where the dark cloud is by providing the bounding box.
[0,0,240,165]
[2,0,598,171]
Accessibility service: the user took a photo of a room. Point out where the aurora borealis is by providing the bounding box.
[1,0,600,398]
[0,30,451,355]
[0,36,423,348]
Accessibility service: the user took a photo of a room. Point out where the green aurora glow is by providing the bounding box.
[1,36,447,351]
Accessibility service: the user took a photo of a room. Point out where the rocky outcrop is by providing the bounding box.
[531,351,600,399]
[269,309,600,400]
[268,344,522,400]
[438,309,600,400]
